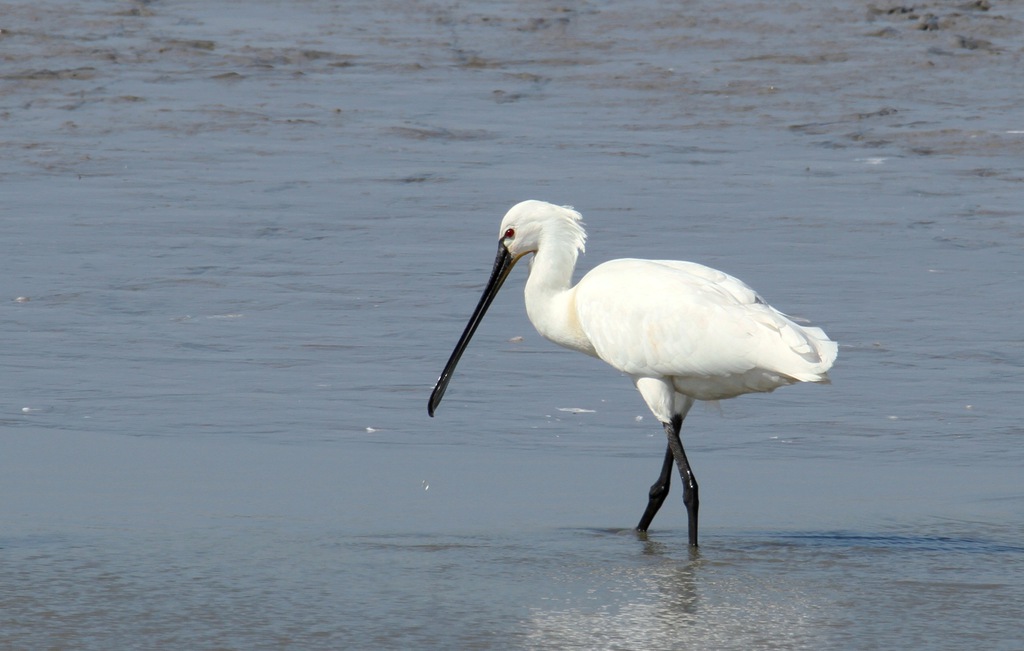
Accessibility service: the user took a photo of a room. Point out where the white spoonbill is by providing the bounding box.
[428,200,837,546]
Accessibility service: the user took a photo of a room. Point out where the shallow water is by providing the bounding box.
[3,0,1023,649]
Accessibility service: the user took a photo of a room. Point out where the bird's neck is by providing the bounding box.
[526,243,578,293]
[523,245,593,355]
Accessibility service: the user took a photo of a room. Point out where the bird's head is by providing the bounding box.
[428,200,586,417]
[498,200,586,261]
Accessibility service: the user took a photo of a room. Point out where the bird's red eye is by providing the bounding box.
[504,228,515,239]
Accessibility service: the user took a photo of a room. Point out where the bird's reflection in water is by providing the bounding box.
[525,532,822,650]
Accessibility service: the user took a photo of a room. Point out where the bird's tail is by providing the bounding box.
[785,325,838,382]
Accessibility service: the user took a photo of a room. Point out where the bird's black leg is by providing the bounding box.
[665,413,699,546]
[636,444,674,532]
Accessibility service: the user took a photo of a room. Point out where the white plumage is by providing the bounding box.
[430,199,837,546]
[575,258,835,402]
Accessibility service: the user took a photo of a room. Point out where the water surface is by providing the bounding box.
[3,0,1022,648]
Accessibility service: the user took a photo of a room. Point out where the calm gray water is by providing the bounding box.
[3,0,1022,648]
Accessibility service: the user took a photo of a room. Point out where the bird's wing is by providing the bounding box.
[573,259,835,391]
[642,259,765,305]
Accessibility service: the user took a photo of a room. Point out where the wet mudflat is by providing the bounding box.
[2,0,1022,648]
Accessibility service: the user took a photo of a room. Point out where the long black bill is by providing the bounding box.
[428,242,517,417]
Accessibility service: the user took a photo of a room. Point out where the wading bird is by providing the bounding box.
[428,200,837,546]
